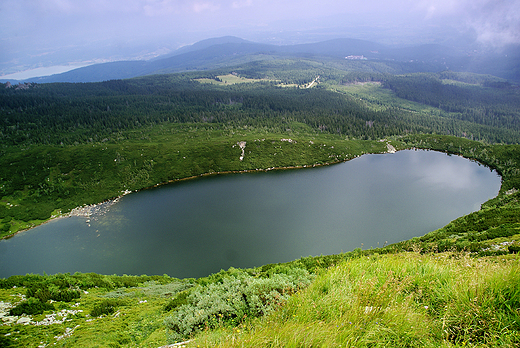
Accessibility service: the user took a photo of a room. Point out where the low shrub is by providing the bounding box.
[26,284,81,302]
[164,267,314,341]
[509,245,520,253]
[90,299,124,317]
[164,291,190,312]
[9,298,54,316]
[0,335,14,348]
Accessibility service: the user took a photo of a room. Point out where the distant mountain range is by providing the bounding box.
[2,36,519,84]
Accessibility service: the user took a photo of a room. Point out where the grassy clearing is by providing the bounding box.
[190,252,520,348]
[195,74,272,85]
[332,82,445,116]
[440,79,480,87]
[194,74,299,87]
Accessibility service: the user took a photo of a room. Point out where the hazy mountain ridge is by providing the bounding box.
[2,36,517,84]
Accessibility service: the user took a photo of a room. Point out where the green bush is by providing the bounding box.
[0,335,14,348]
[0,205,9,219]
[90,299,124,317]
[9,298,54,316]
[26,283,81,302]
[508,245,520,253]
[0,274,44,289]
[164,268,314,341]
[26,285,52,302]
[52,288,81,302]
[164,291,190,312]
[0,222,10,234]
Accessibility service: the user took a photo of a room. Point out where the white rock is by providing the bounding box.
[17,317,32,324]
[2,316,17,324]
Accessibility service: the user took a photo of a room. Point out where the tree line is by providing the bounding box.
[2,70,519,147]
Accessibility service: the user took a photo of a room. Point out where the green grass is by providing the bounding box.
[190,252,520,348]
[0,274,193,348]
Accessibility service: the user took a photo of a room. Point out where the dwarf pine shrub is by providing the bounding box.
[164,267,314,341]
[9,297,55,316]
[90,299,125,317]
[26,283,81,302]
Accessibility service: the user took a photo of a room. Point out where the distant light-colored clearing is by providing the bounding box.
[341,81,382,87]
[195,74,298,88]
[332,82,445,115]
[440,79,480,86]
[195,74,271,85]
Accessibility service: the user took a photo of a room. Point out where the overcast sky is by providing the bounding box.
[1,0,519,75]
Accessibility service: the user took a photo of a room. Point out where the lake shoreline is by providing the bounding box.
[1,144,477,240]
[0,193,130,240]
[0,147,502,279]
[1,157,359,240]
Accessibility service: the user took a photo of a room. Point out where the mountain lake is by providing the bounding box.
[0,150,501,278]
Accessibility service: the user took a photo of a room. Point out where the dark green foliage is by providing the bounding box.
[509,245,520,253]
[383,72,520,140]
[0,222,10,234]
[164,291,190,312]
[2,68,518,148]
[0,274,45,289]
[26,284,81,302]
[90,299,124,317]
[9,297,54,316]
[0,272,176,290]
[0,334,14,348]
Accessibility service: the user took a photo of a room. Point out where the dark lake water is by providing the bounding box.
[0,150,501,279]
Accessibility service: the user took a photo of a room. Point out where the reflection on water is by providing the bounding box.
[0,150,501,279]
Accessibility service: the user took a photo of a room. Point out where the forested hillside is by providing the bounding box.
[1,62,519,237]
[2,66,519,147]
[383,72,520,132]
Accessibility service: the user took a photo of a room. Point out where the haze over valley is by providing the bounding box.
[1,0,519,82]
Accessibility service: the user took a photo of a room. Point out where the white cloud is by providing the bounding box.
[470,0,520,46]
[232,0,252,9]
[410,0,520,45]
[192,1,221,13]
[143,0,178,16]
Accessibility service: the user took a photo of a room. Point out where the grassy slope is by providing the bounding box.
[192,252,520,348]
[1,251,518,347]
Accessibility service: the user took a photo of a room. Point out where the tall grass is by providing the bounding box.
[190,252,520,347]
